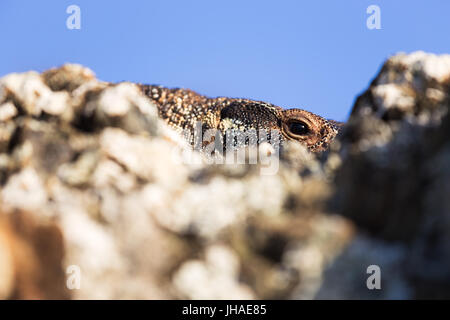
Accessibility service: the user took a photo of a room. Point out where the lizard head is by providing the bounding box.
[217,100,341,152]
[279,109,341,152]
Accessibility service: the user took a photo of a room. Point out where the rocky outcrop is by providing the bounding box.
[327,52,450,299]
[0,52,449,299]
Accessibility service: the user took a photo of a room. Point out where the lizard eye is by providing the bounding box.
[287,120,310,136]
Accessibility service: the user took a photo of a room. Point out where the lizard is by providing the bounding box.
[139,84,341,153]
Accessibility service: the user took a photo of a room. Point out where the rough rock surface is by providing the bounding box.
[327,51,450,299]
[0,51,449,299]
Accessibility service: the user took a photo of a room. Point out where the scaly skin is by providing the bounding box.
[139,84,341,152]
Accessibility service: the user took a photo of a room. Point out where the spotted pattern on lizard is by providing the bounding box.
[139,84,341,152]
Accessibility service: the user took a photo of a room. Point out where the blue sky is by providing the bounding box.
[1,1,449,121]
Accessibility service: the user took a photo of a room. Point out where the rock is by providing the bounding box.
[0,52,449,299]
[328,52,450,298]
[0,102,18,122]
[0,71,70,116]
[0,210,69,299]
[1,167,49,213]
[332,52,450,241]
[173,245,255,299]
[42,64,96,92]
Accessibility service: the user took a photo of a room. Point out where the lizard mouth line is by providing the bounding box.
[170,121,283,174]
